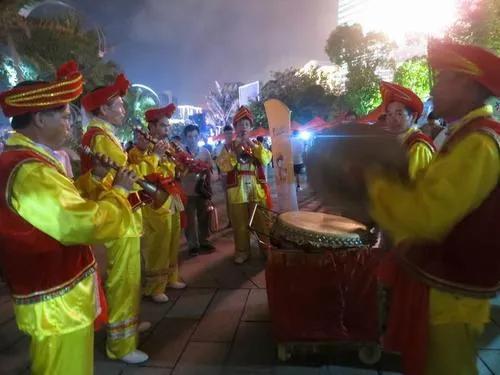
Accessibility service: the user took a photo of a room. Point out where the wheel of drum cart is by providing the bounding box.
[277,344,292,362]
[358,344,382,365]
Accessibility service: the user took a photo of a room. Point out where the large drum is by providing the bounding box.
[270,211,374,251]
[260,210,384,363]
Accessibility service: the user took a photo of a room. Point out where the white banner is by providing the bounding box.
[264,99,298,212]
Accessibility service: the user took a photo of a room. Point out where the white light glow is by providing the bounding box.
[299,131,311,141]
[206,137,215,146]
[359,0,459,44]
[130,84,160,104]
[197,140,206,147]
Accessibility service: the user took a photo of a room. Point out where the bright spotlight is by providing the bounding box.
[299,131,311,141]
[360,0,459,44]
[197,140,206,147]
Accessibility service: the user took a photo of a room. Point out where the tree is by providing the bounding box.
[119,88,159,142]
[0,3,122,141]
[0,3,120,91]
[393,57,431,100]
[344,65,382,117]
[250,68,341,128]
[325,24,395,115]
[447,0,500,53]
[205,81,241,132]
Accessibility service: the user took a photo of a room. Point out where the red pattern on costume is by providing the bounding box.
[400,118,500,297]
[0,60,83,117]
[94,273,109,331]
[226,161,272,209]
[80,127,106,174]
[403,131,436,152]
[233,106,254,125]
[0,149,96,301]
[378,117,500,374]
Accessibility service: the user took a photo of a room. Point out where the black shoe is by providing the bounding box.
[200,243,216,253]
[188,248,200,257]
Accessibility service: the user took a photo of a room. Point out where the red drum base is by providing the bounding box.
[266,247,384,344]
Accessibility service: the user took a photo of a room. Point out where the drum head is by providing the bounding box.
[272,211,370,250]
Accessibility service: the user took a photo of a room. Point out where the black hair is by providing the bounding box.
[377,114,387,121]
[223,125,234,132]
[183,124,200,136]
[10,81,66,130]
[256,136,264,143]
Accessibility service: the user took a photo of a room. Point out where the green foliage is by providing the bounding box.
[0,6,120,91]
[325,24,396,71]
[344,65,382,116]
[119,89,158,142]
[254,68,341,126]
[393,57,431,100]
[325,24,395,115]
[247,100,265,127]
[9,14,120,90]
[447,0,500,53]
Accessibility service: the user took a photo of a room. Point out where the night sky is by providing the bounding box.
[71,0,338,105]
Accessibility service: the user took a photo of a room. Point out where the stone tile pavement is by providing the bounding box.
[1,181,499,374]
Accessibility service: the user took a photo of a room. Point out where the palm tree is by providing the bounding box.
[0,1,119,90]
[206,81,241,134]
[118,87,160,142]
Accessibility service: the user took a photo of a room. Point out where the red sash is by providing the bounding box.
[0,148,99,306]
[379,117,499,374]
[399,118,500,297]
[145,173,188,228]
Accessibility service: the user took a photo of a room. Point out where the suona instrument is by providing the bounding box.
[80,146,169,208]
[233,137,257,164]
[134,127,210,173]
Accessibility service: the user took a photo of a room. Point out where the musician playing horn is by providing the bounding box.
[79,74,169,364]
[216,106,272,264]
[129,104,187,304]
[0,61,138,375]
[369,41,500,375]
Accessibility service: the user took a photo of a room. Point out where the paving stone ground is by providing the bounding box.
[1,172,499,374]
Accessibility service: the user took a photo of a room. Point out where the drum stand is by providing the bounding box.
[248,204,385,366]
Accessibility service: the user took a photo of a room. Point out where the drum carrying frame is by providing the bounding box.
[248,204,387,365]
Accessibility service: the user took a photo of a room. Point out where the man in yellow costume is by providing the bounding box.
[379,81,436,179]
[216,106,272,264]
[369,41,499,375]
[0,61,139,375]
[80,74,169,364]
[128,104,187,303]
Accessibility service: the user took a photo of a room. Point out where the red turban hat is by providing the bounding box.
[145,103,176,122]
[380,81,424,118]
[81,74,130,112]
[233,106,254,126]
[0,60,83,117]
[428,40,500,97]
